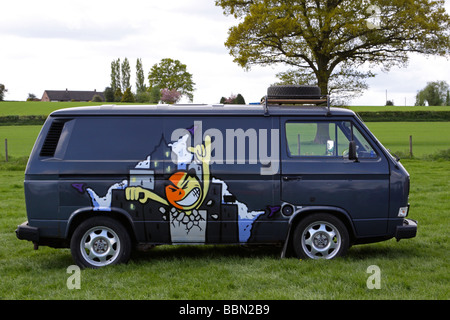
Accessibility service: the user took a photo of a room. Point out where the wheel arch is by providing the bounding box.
[281,206,356,258]
[65,207,138,244]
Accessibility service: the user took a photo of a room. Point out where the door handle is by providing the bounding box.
[283,176,302,181]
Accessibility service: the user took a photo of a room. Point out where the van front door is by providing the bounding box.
[280,118,390,237]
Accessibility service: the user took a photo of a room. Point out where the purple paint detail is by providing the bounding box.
[187,125,197,135]
[72,183,85,193]
[267,206,280,218]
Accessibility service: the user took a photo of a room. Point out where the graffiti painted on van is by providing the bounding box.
[77,125,270,244]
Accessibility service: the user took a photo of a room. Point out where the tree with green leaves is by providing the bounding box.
[148,58,195,102]
[415,80,450,106]
[0,83,7,101]
[121,87,135,102]
[121,57,131,91]
[110,59,121,92]
[215,0,450,103]
[220,93,246,104]
[104,87,114,102]
[114,88,123,102]
[136,58,146,94]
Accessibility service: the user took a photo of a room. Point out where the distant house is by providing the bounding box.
[41,89,104,102]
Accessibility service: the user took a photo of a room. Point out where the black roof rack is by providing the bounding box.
[263,85,330,116]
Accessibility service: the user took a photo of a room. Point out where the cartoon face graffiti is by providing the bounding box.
[165,170,202,211]
[83,133,266,244]
[124,135,211,216]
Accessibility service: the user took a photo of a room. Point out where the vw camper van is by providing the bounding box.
[16,86,417,268]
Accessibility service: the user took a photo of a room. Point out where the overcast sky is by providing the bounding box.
[1,0,449,105]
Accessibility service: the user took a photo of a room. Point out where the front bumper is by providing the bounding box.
[395,218,417,241]
[15,221,39,243]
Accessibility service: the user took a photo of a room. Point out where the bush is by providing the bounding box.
[0,115,47,126]
[357,111,450,122]
[104,87,114,102]
[160,88,181,104]
[148,86,161,104]
[91,94,104,102]
[425,148,450,161]
[221,93,246,104]
[121,88,135,103]
[114,88,123,102]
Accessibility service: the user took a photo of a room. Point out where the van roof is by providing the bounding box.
[50,104,356,117]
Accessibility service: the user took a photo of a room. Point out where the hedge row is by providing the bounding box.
[356,111,450,122]
[1,111,449,125]
[0,115,48,126]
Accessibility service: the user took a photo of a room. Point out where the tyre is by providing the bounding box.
[292,213,349,259]
[70,216,131,268]
[267,85,321,100]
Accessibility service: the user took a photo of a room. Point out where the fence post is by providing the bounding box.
[409,135,413,158]
[4,138,8,162]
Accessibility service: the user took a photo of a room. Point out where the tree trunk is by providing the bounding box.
[314,69,330,144]
[314,123,330,144]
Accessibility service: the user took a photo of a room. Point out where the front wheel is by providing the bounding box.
[293,213,349,259]
[70,216,131,268]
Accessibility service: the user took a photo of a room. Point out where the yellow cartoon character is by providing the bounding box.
[125,135,211,216]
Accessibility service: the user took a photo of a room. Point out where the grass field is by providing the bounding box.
[0,101,140,116]
[0,158,448,299]
[366,122,450,158]
[0,101,101,116]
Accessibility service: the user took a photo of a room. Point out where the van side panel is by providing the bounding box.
[24,178,60,238]
[26,115,288,246]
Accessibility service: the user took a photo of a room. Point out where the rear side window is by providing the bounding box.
[40,119,68,157]
[285,121,377,158]
[63,117,164,161]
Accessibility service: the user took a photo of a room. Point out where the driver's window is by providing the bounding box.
[286,121,339,156]
[285,121,377,158]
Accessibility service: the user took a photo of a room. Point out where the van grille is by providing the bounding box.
[40,120,66,157]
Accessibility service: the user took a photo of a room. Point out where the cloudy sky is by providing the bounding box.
[1,0,449,105]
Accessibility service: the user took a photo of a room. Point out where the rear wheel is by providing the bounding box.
[293,213,349,259]
[70,216,131,268]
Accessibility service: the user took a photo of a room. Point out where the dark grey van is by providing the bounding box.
[16,86,417,268]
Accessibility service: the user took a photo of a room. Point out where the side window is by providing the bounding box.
[286,122,336,156]
[64,117,164,161]
[285,121,377,158]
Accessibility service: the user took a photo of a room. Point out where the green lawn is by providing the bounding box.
[0,101,103,116]
[0,125,42,159]
[0,158,448,299]
[0,101,145,116]
[365,122,450,158]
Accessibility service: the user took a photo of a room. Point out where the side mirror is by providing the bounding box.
[349,141,358,161]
